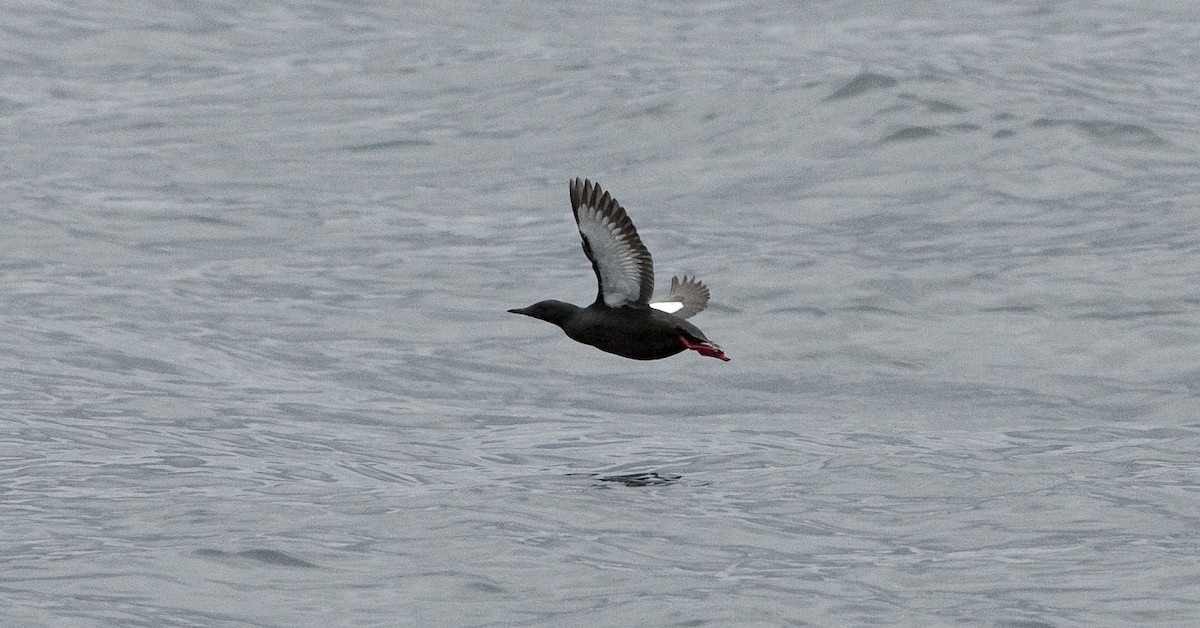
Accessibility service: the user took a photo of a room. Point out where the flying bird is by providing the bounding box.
[508,178,729,361]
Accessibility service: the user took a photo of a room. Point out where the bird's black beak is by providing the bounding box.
[507,307,529,316]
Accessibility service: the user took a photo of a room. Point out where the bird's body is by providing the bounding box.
[509,179,729,362]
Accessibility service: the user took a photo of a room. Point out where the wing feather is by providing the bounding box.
[650,275,710,319]
[569,179,655,308]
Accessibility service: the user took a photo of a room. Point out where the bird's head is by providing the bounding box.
[507,300,579,327]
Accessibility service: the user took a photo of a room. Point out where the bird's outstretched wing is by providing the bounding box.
[649,275,710,319]
[569,178,655,308]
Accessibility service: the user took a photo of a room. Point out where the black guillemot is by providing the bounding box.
[509,178,729,361]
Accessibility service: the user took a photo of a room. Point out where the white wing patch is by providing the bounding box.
[651,275,710,319]
[649,301,684,314]
[576,204,646,307]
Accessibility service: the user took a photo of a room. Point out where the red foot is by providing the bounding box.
[678,334,731,361]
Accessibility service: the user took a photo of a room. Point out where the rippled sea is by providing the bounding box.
[5,1,1200,626]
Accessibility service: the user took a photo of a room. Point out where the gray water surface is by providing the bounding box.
[4,1,1200,626]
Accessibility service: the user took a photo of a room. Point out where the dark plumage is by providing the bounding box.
[509,179,729,361]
